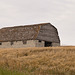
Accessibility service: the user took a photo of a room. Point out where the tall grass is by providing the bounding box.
[0,46,75,75]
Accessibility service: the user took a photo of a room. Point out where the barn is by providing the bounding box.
[0,23,60,48]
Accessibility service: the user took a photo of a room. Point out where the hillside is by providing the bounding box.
[0,46,75,75]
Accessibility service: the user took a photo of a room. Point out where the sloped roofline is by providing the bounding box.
[2,23,57,29]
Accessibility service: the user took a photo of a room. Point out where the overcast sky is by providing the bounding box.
[0,0,75,45]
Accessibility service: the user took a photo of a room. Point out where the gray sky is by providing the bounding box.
[0,0,75,45]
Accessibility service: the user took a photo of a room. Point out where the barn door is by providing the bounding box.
[45,41,52,47]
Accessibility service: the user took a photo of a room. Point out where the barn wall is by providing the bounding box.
[52,43,60,46]
[37,24,60,43]
[12,40,36,48]
[35,40,44,47]
[0,40,44,48]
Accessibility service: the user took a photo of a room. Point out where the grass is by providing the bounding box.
[0,46,75,75]
[0,67,25,75]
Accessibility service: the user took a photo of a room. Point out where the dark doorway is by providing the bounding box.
[45,41,52,47]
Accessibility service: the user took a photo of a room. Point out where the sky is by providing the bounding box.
[0,0,75,45]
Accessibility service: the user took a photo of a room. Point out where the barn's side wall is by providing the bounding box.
[0,40,44,48]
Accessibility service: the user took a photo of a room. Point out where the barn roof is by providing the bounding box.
[0,23,60,43]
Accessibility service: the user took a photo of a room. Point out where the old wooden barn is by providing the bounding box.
[0,23,60,48]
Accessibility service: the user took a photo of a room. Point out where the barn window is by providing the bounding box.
[0,42,2,45]
[39,40,41,42]
[23,40,27,44]
[11,42,13,45]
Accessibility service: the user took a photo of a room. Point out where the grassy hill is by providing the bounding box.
[0,46,75,75]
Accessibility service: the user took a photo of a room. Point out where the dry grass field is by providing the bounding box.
[0,46,75,75]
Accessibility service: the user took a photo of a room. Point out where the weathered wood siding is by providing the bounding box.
[36,24,60,43]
